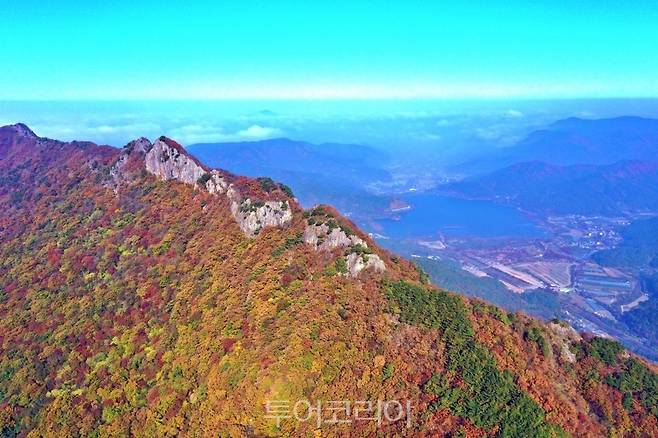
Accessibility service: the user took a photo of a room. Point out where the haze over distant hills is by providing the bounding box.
[458,116,658,174]
[188,138,393,218]
[510,116,658,165]
[446,160,658,215]
[188,138,389,180]
[187,116,658,223]
[446,116,658,215]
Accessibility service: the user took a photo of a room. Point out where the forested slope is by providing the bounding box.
[0,124,656,437]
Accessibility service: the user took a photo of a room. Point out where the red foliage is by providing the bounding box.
[221,338,237,353]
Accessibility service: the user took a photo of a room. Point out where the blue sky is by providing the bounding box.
[2,1,658,99]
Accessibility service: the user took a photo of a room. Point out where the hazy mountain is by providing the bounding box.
[188,138,390,185]
[447,160,658,215]
[2,123,656,436]
[514,116,658,164]
[188,138,392,219]
[457,116,658,174]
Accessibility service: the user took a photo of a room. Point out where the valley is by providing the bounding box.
[182,116,658,362]
[390,211,658,360]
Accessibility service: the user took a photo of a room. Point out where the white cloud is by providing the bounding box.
[30,122,162,144]
[505,109,525,118]
[235,124,282,139]
[167,125,226,144]
[167,124,283,144]
[475,127,501,141]
[435,119,454,127]
[475,126,521,146]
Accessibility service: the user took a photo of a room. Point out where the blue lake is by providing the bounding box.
[376,194,546,239]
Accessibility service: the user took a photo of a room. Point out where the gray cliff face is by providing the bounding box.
[303,224,365,251]
[346,252,386,277]
[303,223,386,276]
[205,170,228,194]
[109,153,129,185]
[109,138,153,187]
[126,137,153,155]
[222,181,293,237]
[144,138,206,185]
[231,198,293,236]
[548,321,582,363]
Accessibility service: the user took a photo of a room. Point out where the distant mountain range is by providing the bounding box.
[188,137,393,218]
[188,138,389,184]
[446,159,658,215]
[458,116,658,174]
[510,116,658,165]
[446,116,658,215]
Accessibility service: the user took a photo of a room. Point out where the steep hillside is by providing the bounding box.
[1,124,657,437]
[593,217,658,269]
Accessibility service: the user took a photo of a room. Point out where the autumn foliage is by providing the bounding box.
[0,124,656,437]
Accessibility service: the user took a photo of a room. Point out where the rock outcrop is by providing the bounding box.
[346,252,386,277]
[232,198,293,236]
[144,137,207,185]
[109,137,153,186]
[204,170,228,195]
[302,209,386,276]
[111,135,293,237]
[548,321,583,363]
[126,137,153,155]
[303,223,365,252]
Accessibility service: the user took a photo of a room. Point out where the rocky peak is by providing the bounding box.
[302,206,387,276]
[0,124,294,239]
[4,123,38,139]
[203,169,229,195]
[144,137,208,185]
[111,134,294,237]
[303,223,365,252]
[231,197,293,236]
[124,137,152,155]
[346,251,386,277]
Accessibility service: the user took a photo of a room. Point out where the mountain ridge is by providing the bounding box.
[454,116,658,175]
[1,123,657,437]
[187,136,393,221]
[445,158,658,215]
[513,116,658,166]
